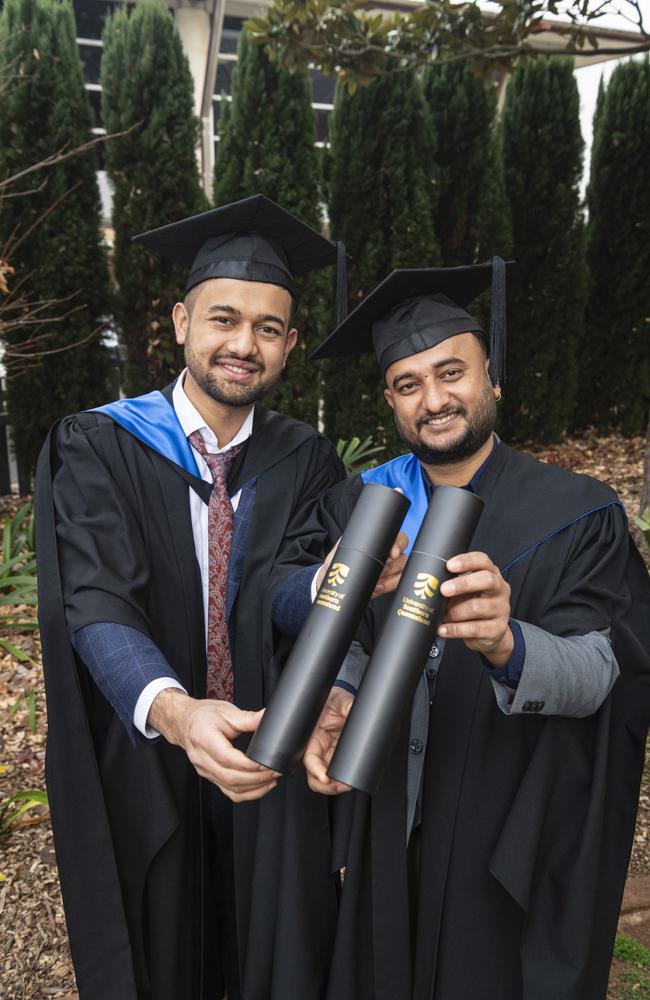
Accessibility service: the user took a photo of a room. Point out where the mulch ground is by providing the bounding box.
[0,428,648,999]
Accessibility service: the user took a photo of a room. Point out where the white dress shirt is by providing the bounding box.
[133,371,254,737]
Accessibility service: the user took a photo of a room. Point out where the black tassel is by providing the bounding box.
[489,255,506,387]
[336,241,348,327]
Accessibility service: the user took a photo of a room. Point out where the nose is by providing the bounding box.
[224,321,257,358]
[421,377,450,414]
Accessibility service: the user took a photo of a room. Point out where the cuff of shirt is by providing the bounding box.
[271,565,321,635]
[134,678,187,739]
[310,566,322,602]
[333,679,358,696]
[481,619,525,688]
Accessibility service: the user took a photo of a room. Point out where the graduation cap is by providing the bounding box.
[311,257,512,385]
[132,194,349,325]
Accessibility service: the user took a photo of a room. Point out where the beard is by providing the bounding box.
[394,384,497,466]
[184,339,283,408]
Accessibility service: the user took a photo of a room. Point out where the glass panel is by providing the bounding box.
[314,108,330,143]
[310,68,335,106]
[215,60,235,96]
[79,43,102,85]
[220,17,244,55]
[94,138,107,171]
[86,87,103,129]
[73,0,121,40]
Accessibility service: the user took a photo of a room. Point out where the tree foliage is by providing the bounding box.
[214,30,329,428]
[101,0,206,397]
[576,57,650,435]
[0,0,111,473]
[247,0,650,87]
[500,57,587,442]
[422,61,511,267]
[324,69,439,451]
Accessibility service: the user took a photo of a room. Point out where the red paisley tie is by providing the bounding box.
[189,430,243,702]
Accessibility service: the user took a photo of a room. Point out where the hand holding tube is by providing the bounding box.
[246,484,411,774]
[303,687,354,796]
[439,551,512,665]
[316,529,409,598]
[327,485,484,794]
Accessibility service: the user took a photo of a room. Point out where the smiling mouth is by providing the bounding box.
[215,360,260,379]
[419,412,461,430]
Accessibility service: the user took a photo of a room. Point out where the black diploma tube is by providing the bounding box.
[247,484,411,775]
[327,485,484,795]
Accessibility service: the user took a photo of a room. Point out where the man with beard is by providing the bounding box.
[281,259,650,999]
[35,195,372,1000]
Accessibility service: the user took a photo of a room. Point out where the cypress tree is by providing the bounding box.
[101,1,206,397]
[500,57,587,442]
[0,0,111,473]
[422,61,511,266]
[213,30,326,428]
[576,58,650,435]
[325,70,439,452]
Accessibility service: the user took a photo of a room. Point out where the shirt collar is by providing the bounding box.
[172,369,255,452]
[421,433,499,497]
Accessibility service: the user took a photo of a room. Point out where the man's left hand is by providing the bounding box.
[438,552,513,668]
[303,687,354,796]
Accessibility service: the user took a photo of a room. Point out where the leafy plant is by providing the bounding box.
[10,689,38,735]
[0,788,48,836]
[633,508,650,556]
[336,436,384,473]
[0,501,38,661]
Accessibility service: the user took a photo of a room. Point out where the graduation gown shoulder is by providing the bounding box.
[35,394,345,1000]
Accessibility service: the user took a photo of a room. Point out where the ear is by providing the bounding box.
[172,302,189,346]
[384,386,395,411]
[283,327,298,367]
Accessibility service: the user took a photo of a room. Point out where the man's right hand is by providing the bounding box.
[149,689,279,803]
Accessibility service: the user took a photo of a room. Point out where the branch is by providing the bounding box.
[247,0,649,86]
[2,322,105,359]
[2,180,81,260]
[0,122,141,193]
[1,179,48,201]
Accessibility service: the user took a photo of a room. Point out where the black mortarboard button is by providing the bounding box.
[311,258,513,386]
[132,193,349,325]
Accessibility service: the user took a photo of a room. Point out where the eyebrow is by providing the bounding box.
[392,356,467,388]
[255,313,287,329]
[206,304,241,317]
[205,304,286,329]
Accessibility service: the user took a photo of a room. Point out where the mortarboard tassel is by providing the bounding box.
[489,255,506,387]
[336,240,348,327]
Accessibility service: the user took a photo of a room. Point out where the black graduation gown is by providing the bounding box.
[35,392,345,1000]
[315,442,650,1000]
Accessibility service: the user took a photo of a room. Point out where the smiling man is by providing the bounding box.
[35,196,350,1000]
[284,260,650,999]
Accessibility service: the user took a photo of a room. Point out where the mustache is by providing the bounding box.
[209,351,263,372]
[416,406,465,431]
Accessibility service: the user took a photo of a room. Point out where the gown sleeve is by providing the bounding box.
[52,415,154,636]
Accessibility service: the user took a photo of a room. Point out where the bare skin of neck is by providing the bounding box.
[183,370,253,448]
[421,433,494,489]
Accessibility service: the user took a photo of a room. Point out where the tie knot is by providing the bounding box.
[189,431,243,486]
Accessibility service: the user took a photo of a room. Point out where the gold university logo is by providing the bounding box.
[413,572,439,600]
[327,562,350,588]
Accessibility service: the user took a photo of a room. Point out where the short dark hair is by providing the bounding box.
[182,284,201,317]
[472,330,488,357]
